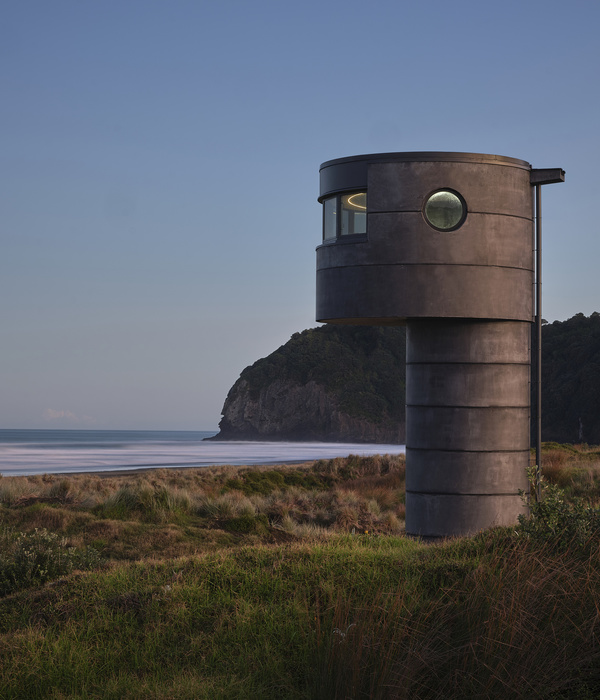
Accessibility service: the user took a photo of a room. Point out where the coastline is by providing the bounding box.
[53,459,319,479]
[0,430,405,478]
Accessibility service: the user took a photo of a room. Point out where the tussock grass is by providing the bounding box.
[316,533,600,699]
[0,455,407,562]
[100,483,192,522]
[540,442,600,501]
[196,490,256,518]
[1,448,600,698]
[0,479,33,506]
[0,532,598,698]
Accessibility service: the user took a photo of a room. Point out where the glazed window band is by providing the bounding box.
[322,191,367,240]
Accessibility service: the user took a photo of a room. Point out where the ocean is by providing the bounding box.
[0,429,406,477]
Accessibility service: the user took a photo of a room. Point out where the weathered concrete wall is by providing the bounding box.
[405,319,529,538]
[317,153,533,324]
[316,152,534,538]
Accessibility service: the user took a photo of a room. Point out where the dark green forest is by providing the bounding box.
[542,312,600,443]
[234,313,600,444]
[237,324,406,425]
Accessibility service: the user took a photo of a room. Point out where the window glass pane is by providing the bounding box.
[424,190,465,230]
[340,192,367,235]
[323,197,337,240]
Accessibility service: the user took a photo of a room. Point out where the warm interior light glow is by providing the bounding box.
[346,193,367,210]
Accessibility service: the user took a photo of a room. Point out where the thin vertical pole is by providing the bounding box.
[535,184,542,501]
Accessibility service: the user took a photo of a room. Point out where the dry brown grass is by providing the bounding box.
[539,443,600,501]
[0,455,410,560]
[3,449,600,698]
[7,446,600,560]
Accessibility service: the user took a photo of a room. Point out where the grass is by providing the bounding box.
[0,455,407,562]
[0,448,599,698]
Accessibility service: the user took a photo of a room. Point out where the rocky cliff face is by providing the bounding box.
[216,377,404,443]
[211,325,407,443]
[211,314,600,446]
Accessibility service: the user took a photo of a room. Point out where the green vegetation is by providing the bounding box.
[542,312,600,443]
[219,313,600,443]
[1,447,600,698]
[0,527,101,597]
[518,465,600,551]
[0,455,407,564]
[231,324,406,423]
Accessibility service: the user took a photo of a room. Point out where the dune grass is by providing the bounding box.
[0,447,599,698]
[0,455,407,563]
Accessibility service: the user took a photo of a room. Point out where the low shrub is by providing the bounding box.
[517,468,600,550]
[220,513,269,535]
[224,468,330,496]
[224,469,286,495]
[282,471,323,489]
[0,527,102,596]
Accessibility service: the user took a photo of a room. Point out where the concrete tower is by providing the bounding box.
[315,151,555,538]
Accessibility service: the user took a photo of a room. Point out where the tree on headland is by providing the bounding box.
[215,313,600,445]
[542,312,600,443]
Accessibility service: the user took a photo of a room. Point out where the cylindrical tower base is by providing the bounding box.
[405,319,530,538]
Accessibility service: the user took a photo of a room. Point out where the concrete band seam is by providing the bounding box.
[368,210,533,223]
[406,404,530,409]
[406,364,529,367]
[406,490,522,497]
[318,263,534,272]
[406,452,529,455]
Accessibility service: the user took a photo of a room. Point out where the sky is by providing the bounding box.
[1,0,598,431]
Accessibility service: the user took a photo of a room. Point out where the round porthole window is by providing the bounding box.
[424,190,466,231]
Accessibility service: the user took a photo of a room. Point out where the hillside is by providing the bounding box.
[1,449,600,698]
[213,314,600,444]
[542,312,600,443]
[215,325,406,443]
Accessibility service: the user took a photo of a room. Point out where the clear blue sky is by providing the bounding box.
[1,0,598,430]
